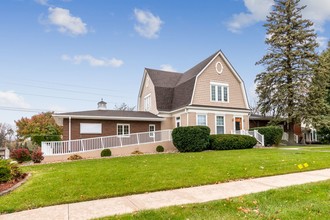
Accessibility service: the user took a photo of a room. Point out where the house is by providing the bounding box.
[53,50,251,141]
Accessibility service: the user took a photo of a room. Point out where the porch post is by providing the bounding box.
[69,116,72,152]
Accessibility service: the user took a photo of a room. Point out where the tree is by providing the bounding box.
[114,103,135,111]
[255,0,319,144]
[15,112,62,146]
[0,123,14,148]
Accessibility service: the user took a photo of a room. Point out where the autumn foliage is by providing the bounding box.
[15,112,62,146]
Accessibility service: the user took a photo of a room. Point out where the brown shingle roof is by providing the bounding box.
[54,110,163,120]
[146,50,220,111]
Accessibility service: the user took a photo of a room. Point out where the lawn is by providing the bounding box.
[104,180,330,220]
[0,147,330,213]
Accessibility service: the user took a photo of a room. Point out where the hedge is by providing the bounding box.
[249,126,283,146]
[172,126,210,152]
[209,134,257,150]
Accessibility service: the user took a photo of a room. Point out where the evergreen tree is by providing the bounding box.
[255,0,319,144]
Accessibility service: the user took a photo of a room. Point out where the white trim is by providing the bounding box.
[189,51,250,109]
[117,123,130,136]
[196,113,207,126]
[215,115,225,134]
[158,105,251,115]
[53,115,165,123]
[137,70,147,110]
[149,124,155,137]
[210,82,229,103]
[175,116,181,127]
[144,93,151,111]
[215,61,224,74]
[233,116,244,131]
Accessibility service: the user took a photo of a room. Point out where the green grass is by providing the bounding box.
[0,147,330,213]
[103,180,330,220]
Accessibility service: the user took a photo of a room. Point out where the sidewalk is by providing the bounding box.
[1,169,330,220]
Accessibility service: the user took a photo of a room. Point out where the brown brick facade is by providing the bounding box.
[63,119,161,140]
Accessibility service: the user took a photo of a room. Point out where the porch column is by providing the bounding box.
[69,116,71,152]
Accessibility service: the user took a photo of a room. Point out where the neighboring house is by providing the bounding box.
[54,50,251,141]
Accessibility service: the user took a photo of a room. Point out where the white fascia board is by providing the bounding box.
[137,69,148,110]
[186,106,251,115]
[53,115,165,122]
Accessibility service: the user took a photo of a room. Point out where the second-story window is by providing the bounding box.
[144,94,151,111]
[211,83,229,102]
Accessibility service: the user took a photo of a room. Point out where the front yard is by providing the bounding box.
[0,146,330,213]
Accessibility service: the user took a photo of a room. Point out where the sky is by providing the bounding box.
[1,0,330,127]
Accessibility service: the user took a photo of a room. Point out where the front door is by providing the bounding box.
[235,117,242,131]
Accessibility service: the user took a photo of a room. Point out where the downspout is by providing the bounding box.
[69,116,71,152]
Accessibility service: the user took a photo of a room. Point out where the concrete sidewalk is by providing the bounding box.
[1,169,330,220]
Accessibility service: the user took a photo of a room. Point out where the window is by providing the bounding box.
[197,114,207,126]
[149,124,155,137]
[144,94,151,111]
[80,123,102,134]
[216,116,225,134]
[176,117,181,127]
[117,124,130,136]
[210,83,229,102]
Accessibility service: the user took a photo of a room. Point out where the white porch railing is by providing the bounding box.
[282,132,299,144]
[231,130,264,146]
[42,130,172,156]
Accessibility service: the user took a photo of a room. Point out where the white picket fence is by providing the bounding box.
[231,130,265,146]
[42,130,172,156]
[282,132,299,143]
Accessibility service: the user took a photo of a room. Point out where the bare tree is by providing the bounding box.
[114,103,135,111]
[0,123,14,148]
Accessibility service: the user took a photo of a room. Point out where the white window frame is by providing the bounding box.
[80,123,102,134]
[149,124,155,137]
[215,115,225,134]
[144,94,151,111]
[117,124,130,136]
[196,114,207,126]
[175,116,181,127]
[210,82,229,103]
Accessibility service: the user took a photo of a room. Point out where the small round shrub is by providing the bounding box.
[250,126,283,146]
[31,148,44,163]
[131,150,144,155]
[67,154,83,160]
[172,126,210,152]
[209,134,257,150]
[101,149,112,157]
[0,166,11,183]
[10,148,31,163]
[0,159,23,183]
[156,145,164,152]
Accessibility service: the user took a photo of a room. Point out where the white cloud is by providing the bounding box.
[134,8,163,39]
[48,7,87,35]
[301,0,330,32]
[35,0,49,5]
[61,54,124,67]
[316,36,328,50]
[160,64,177,72]
[48,105,67,113]
[227,0,273,33]
[0,91,30,108]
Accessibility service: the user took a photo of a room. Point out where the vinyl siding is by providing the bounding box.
[192,56,246,108]
[138,74,158,114]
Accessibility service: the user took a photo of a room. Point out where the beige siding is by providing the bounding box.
[188,112,196,126]
[244,115,249,130]
[180,113,188,127]
[192,56,246,108]
[225,114,234,134]
[207,113,215,134]
[138,74,158,114]
[161,117,174,130]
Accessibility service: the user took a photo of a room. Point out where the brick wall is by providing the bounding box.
[63,119,161,140]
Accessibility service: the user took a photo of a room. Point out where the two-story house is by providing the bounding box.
[53,50,251,141]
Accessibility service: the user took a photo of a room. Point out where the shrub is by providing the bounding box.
[209,134,257,150]
[172,126,210,152]
[131,150,144,155]
[10,148,31,163]
[67,154,83,160]
[0,159,23,183]
[250,126,283,146]
[31,148,44,163]
[101,149,112,157]
[156,145,164,152]
[318,126,330,144]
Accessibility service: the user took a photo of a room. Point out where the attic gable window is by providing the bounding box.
[210,83,229,102]
[144,94,151,111]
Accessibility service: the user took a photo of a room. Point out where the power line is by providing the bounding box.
[0,106,52,113]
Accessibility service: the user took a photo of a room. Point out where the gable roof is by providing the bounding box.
[144,51,221,111]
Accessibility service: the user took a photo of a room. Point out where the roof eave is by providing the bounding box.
[53,114,165,122]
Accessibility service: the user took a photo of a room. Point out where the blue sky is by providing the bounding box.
[1,0,330,126]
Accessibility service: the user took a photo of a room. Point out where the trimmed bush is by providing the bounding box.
[209,134,257,150]
[0,159,23,183]
[101,149,112,157]
[67,154,83,160]
[250,126,283,146]
[172,126,210,152]
[156,145,164,152]
[31,148,44,163]
[10,148,31,163]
